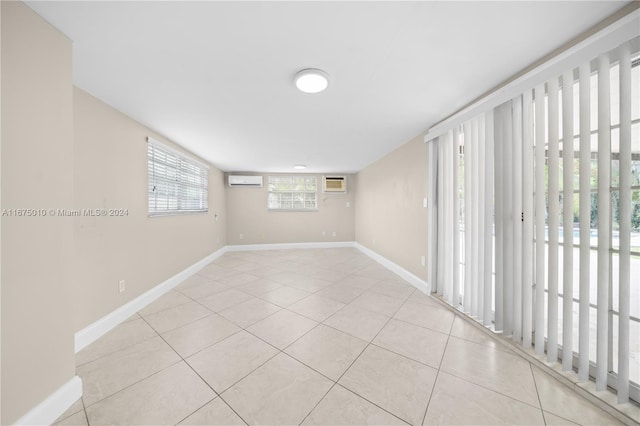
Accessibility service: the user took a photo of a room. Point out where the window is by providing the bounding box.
[147,137,208,216]
[268,176,317,210]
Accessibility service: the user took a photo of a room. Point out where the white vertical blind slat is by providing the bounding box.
[562,69,575,371]
[464,122,472,311]
[484,111,495,326]
[428,140,439,295]
[471,118,480,316]
[534,83,547,355]
[547,77,560,363]
[444,130,453,303]
[513,95,524,342]
[617,43,631,403]
[453,128,461,307]
[477,116,486,322]
[464,126,471,310]
[437,135,445,297]
[494,106,505,331]
[596,54,611,391]
[503,103,514,336]
[578,62,592,381]
[522,90,535,348]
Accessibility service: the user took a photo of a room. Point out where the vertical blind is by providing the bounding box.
[147,137,209,215]
[430,38,639,404]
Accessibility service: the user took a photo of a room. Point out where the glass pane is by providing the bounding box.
[609,315,640,386]
[633,190,640,234]
[611,249,640,319]
[573,80,581,136]
[632,319,640,385]
[589,306,598,364]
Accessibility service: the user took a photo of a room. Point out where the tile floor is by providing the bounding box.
[55,248,624,425]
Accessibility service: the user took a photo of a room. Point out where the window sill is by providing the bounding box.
[148,210,208,217]
[267,208,318,212]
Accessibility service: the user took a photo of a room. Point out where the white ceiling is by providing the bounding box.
[27,1,628,173]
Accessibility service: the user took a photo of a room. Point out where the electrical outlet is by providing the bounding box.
[332,231,336,237]
[373,239,376,245]
[423,197,428,208]
[421,256,426,267]
[239,233,244,240]
[118,279,126,293]
[346,201,350,208]
[322,231,326,237]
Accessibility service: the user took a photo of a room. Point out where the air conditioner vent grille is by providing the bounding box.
[323,176,347,193]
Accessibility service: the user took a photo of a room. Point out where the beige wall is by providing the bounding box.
[73,88,227,330]
[354,133,428,280]
[226,174,355,245]
[1,2,76,423]
[0,3,425,422]
[1,2,4,423]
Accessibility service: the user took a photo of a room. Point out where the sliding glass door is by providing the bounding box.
[429,39,639,404]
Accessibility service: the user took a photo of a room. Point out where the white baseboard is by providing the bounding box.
[354,242,430,294]
[75,241,428,354]
[226,241,356,252]
[227,241,430,294]
[14,376,82,426]
[74,246,228,353]
[55,242,427,425]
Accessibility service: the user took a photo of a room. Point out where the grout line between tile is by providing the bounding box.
[421,316,454,425]
[210,395,250,426]
[433,333,546,412]
[530,362,549,425]
[138,295,194,318]
[75,320,160,369]
[142,303,217,335]
[141,315,254,426]
[208,333,281,392]
[296,282,411,425]
[541,410,581,425]
[390,315,452,337]
[173,396,217,425]
[436,367,545,412]
[81,358,184,411]
[327,292,411,419]
[77,251,439,425]
[81,397,90,426]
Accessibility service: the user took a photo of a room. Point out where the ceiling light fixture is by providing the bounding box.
[294,68,329,94]
[293,164,307,170]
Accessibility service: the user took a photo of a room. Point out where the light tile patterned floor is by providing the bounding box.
[55,248,624,425]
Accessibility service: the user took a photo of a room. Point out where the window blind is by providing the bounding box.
[428,37,640,404]
[147,137,209,216]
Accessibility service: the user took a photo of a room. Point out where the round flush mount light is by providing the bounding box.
[294,68,329,94]
[293,164,307,170]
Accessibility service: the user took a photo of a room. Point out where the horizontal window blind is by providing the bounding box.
[267,176,317,210]
[429,37,640,404]
[147,138,209,216]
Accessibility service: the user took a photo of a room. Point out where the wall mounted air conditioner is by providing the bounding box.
[323,176,346,193]
[228,175,263,187]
